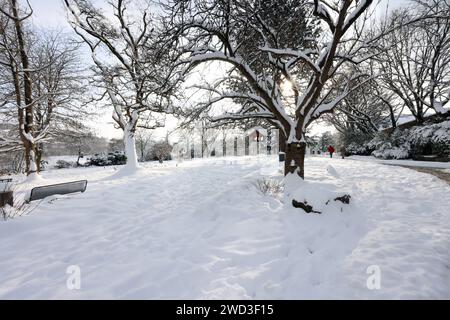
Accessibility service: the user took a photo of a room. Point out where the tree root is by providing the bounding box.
[293,194,351,214]
[334,195,351,204]
[292,200,322,214]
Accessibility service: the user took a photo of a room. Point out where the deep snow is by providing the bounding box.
[0,156,449,299]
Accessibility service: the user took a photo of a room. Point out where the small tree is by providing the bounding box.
[135,130,153,162]
[151,141,173,163]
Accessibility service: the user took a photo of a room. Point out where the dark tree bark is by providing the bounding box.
[278,130,286,154]
[245,136,249,156]
[285,142,306,179]
[222,138,226,156]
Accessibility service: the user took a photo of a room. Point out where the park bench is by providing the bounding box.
[0,178,13,184]
[28,180,88,202]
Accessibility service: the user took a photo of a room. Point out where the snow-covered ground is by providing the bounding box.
[349,155,450,169]
[0,156,449,299]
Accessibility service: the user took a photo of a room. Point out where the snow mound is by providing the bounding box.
[25,172,44,183]
[103,165,143,180]
[326,165,340,178]
[284,172,350,214]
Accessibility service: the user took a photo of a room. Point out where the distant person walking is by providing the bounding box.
[340,146,346,159]
[327,145,335,158]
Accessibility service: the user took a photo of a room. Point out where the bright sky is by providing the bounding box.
[28,0,410,140]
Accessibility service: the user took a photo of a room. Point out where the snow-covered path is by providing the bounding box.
[0,156,449,299]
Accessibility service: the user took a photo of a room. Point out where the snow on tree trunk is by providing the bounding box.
[284,142,306,179]
[28,149,38,173]
[26,148,42,182]
[123,126,139,172]
[21,128,39,177]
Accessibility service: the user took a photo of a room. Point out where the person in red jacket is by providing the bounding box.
[327,145,335,158]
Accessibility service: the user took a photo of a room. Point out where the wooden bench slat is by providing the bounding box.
[29,180,88,202]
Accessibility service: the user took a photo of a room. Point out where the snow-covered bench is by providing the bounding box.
[28,180,88,202]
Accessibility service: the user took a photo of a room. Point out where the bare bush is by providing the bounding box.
[1,201,29,221]
[254,178,284,196]
[0,180,28,220]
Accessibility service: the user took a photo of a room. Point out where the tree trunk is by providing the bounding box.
[388,105,397,129]
[124,128,139,171]
[201,134,205,158]
[416,112,424,124]
[27,148,39,180]
[416,103,425,124]
[35,143,43,172]
[284,142,306,179]
[77,146,82,167]
[245,136,249,155]
[278,130,286,153]
[223,138,226,157]
[11,0,38,176]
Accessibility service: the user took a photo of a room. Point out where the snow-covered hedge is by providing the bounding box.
[54,160,76,169]
[346,142,373,156]
[89,152,127,166]
[408,120,450,157]
[369,130,411,159]
[372,144,411,160]
[345,120,450,160]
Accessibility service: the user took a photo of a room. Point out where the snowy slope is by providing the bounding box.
[0,156,449,299]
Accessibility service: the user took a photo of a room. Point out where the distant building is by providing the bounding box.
[174,127,281,159]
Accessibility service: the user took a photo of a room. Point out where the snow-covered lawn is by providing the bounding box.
[349,155,450,169]
[0,156,449,299]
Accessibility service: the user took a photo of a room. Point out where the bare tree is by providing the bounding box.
[64,0,182,172]
[0,0,38,177]
[151,140,173,163]
[166,0,379,179]
[375,0,450,123]
[135,129,153,162]
[197,119,221,158]
[324,68,394,136]
[1,1,88,175]
[221,126,227,156]
[31,32,89,169]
